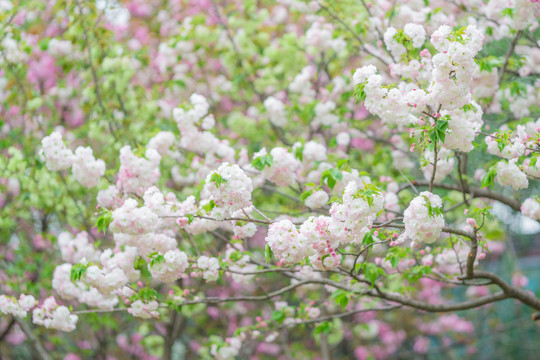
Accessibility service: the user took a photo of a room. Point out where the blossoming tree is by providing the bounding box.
[1,0,540,359]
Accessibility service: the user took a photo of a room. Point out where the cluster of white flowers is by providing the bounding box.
[147,131,175,155]
[225,246,258,283]
[148,249,189,283]
[486,136,525,159]
[265,181,382,269]
[97,185,124,209]
[521,198,540,221]
[384,27,406,58]
[52,264,118,310]
[336,132,351,146]
[384,24,425,58]
[352,65,427,126]
[128,300,159,319]
[254,147,300,187]
[110,199,159,235]
[305,190,329,209]
[47,39,74,57]
[116,146,161,195]
[299,216,343,270]
[314,101,339,127]
[196,256,221,281]
[305,22,345,53]
[429,25,484,110]
[203,163,253,214]
[264,96,287,127]
[85,265,129,294]
[265,219,307,266]
[495,160,528,190]
[442,102,483,152]
[0,294,36,318]
[58,231,101,264]
[100,246,140,282]
[142,186,186,228]
[172,94,235,166]
[524,158,540,178]
[33,297,78,332]
[72,146,106,188]
[330,181,384,244]
[115,232,177,260]
[289,66,315,99]
[403,192,445,245]
[174,93,210,130]
[41,131,74,171]
[302,141,327,164]
[210,337,242,360]
[403,23,426,48]
[421,147,455,182]
[41,132,106,187]
[231,208,258,239]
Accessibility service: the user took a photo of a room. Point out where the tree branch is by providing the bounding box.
[14,318,51,360]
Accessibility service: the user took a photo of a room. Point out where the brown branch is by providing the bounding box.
[402,180,521,211]
[376,221,475,241]
[368,289,509,312]
[280,305,401,328]
[429,141,438,192]
[317,2,389,66]
[497,31,521,87]
[471,270,540,311]
[0,317,15,342]
[14,318,51,360]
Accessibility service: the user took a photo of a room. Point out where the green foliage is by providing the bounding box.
[353,183,381,208]
[209,172,227,188]
[422,195,443,218]
[135,287,158,302]
[362,263,386,284]
[331,290,350,309]
[149,252,165,267]
[271,310,286,323]
[201,199,217,213]
[481,166,497,188]
[252,153,274,170]
[321,168,343,190]
[314,321,332,335]
[265,244,273,263]
[479,56,503,72]
[430,116,450,144]
[403,265,432,283]
[96,210,113,234]
[354,83,366,102]
[70,263,89,282]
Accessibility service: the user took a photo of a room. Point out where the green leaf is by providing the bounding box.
[331,290,350,310]
[271,310,286,323]
[265,244,273,263]
[354,83,367,102]
[149,253,165,267]
[300,189,314,201]
[314,321,332,335]
[362,230,374,245]
[481,167,497,188]
[336,159,350,171]
[137,287,158,302]
[96,211,113,235]
[252,153,274,171]
[209,172,227,188]
[363,263,386,284]
[321,168,342,190]
[201,199,216,213]
[70,263,88,282]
